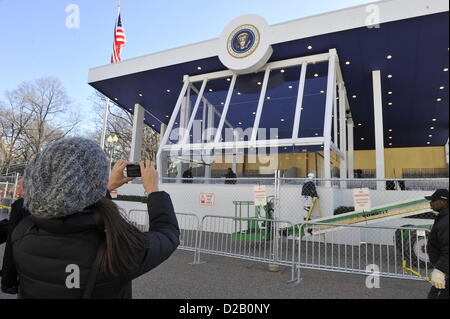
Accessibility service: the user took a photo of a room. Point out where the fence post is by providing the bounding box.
[268,170,281,272]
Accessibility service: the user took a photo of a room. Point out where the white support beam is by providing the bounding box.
[157,77,190,179]
[323,50,337,183]
[251,68,272,141]
[347,118,354,179]
[339,83,347,186]
[372,70,385,190]
[129,103,145,163]
[292,62,307,139]
[182,79,208,144]
[333,82,338,147]
[214,74,237,144]
[162,136,325,152]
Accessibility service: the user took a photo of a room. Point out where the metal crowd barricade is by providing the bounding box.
[125,209,200,264]
[128,209,149,232]
[198,215,297,282]
[175,213,201,264]
[294,222,432,282]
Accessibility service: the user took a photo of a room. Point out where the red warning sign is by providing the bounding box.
[199,193,215,206]
[352,188,371,212]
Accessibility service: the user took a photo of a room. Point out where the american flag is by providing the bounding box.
[111,9,126,63]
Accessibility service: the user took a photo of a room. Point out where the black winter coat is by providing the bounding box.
[1,198,29,294]
[427,206,449,275]
[301,181,318,198]
[10,191,180,298]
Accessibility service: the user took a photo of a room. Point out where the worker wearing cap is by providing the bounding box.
[301,173,318,221]
[425,189,449,299]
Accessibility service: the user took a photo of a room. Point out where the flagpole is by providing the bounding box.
[100,98,110,151]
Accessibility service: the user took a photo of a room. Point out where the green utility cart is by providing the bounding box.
[231,196,274,242]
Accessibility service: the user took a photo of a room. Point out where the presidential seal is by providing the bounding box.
[227,24,260,59]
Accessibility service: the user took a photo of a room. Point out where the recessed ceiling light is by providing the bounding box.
[252,112,256,115]
[388,91,393,95]
[288,85,293,89]
[428,134,433,137]
[165,115,169,118]
[220,102,224,105]
[388,136,393,139]
[352,95,357,99]
[307,45,313,50]
[281,119,285,122]
[114,98,118,101]
[430,127,435,130]
[257,82,262,85]
[443,68,449,72]
[208,89,213,92]
[197,66,202,70]
[427,142,431,145]
[388,102,393,106]
[226,78,231,81]
[315,133,319,136]
[314,73,319,77]
[345,61,351,65]
[436,98,442,102]
[361,138,365,141]
[281,69,285,73]
[320,90,325,94]
[237,92,241,95]
[138,93,143,97]
[388,129,393,132]
[387,55,393,59]
[387,74,393,78]
[266,96,271,100]
[152,124,155,127]
[166,89,171,93]
[238,122,242,125]
[439,86,445,90]
[432,118,437,121]
[389,143,392,146]
[358,123,362,126]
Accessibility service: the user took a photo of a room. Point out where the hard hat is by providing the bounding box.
[307,172,315,179]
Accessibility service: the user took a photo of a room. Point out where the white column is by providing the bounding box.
[129,103,145,163]
[339,83,347,187]
[372,70,385,190]
[347,119,354,178]
[323,50,337,186]
[205,102,214,179]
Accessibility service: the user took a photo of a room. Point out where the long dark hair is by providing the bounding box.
[90,198,147,276]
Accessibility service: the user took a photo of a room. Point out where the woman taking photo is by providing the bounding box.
[8,137,179,298]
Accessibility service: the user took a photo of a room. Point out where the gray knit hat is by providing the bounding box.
[23,137,109,219]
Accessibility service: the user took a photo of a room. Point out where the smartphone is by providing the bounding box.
[126,164,141,177]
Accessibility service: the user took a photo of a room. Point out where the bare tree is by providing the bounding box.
[0,77,81,173]
[90,91,160,163]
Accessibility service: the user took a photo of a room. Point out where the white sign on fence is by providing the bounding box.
[254,185,267,206]
[352,188,371,212]
[199,193,215,206]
